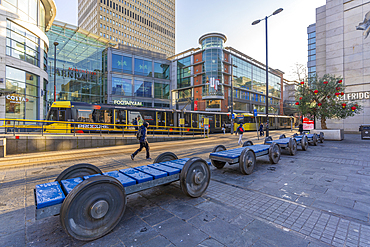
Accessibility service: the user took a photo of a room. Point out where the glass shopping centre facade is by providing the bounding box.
[43,28,284,119]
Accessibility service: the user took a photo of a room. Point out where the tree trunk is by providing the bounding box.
[321,117,327,129]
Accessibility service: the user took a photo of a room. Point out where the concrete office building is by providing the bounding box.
[311,0,370,131]
[0,0,56,120]
[78,0,175,56]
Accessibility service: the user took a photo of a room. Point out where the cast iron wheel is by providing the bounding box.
[319,132,324,143]
[210,145,227,169]
[288,138,297,156]
[312,134,318,146]
[180,158,210,198]
[263,136,273,145]
[301,135,309,151]
[239,148,256,175]
[55,163,102,183]
[242,140,254,147]
[268,143,281,164]
[154,152,178,163]
[279,134,286,139]
[60,176,126,241]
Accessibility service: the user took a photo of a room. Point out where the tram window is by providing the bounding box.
[116,110,126,125]
[244,117,252,123]
[59,110,66,121]
[76,109,94,122]
[140,110,156,126]
[93,110,113,123]
[47,108,58,121]
[215,115,221,128]
[157,112,165,126]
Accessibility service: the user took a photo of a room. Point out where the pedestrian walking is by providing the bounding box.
[258,123,264,136]
[236,123,244,145]
[298,123,303,135]
[222,122,226,134]
[131,121,151,160]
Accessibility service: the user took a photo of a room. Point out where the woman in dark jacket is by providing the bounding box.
[298,123,303,134]
[131,122,151,160]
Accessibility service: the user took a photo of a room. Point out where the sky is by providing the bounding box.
[53,0,326,81]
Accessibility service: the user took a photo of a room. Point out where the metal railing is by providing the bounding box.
[0,118,205,137]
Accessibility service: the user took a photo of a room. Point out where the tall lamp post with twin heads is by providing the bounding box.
[252,8,283,137]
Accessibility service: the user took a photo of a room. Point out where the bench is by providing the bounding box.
[34,152,210,241]
[209,141,281,175]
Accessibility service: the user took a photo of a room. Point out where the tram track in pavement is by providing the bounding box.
[0,130,296,170]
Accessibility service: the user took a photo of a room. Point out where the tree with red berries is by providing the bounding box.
[295,74,361,129]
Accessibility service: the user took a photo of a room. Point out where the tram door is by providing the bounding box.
[115,110,127,128]
[215,114,221,130]
[191,113,198,128]
[156,112,165,127]
[166,112,174,127]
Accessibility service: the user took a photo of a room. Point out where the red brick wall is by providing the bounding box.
[194,52,202,63]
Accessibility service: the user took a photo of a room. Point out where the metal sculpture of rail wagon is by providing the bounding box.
[292,133,322,146]
[209,141,281,175]
[34,152,210,241]
[264,134,309,155]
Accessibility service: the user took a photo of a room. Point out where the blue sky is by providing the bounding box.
[54,0,326,81]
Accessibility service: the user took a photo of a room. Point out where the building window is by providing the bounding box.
[134,58,152,77]
[134,80,152,97]
[112,76,132,96]
[43,43,48,71]
[154,82,169,99]
[6,20,39,67]
[5,66,39,120]
[112,54,132,73]
[154,62,169,79]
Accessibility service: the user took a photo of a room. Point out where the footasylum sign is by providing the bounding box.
[113,100,143,106]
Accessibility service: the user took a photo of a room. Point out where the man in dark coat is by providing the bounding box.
[131,122,151,160]
[298,123,304,134]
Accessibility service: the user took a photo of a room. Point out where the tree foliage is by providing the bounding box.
[295,74,361,129]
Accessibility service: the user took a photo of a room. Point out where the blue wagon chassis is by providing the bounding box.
[209,142,281,175]
[34,154,211,241]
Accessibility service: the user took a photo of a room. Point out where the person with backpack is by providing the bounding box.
[236,123,244,145]
[258,123,264,136]
[131,121,151,160]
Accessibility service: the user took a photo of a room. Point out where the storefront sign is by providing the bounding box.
[55,67,98,81]
[303,117,314,130]
[6,94,27,104]
[194,100,198,111]
[341,91,370,100]
[113,100,143,106]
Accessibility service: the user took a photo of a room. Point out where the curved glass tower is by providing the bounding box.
[198,33,226,100]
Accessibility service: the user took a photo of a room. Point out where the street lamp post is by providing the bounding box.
[53,42,59,102]
[252,8,283,137]
[230,57,234,134]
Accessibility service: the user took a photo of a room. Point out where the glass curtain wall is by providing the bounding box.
[231,54,281,113]
[202,48,224,96]
[46,23,112,115]
[177,56,191,88]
